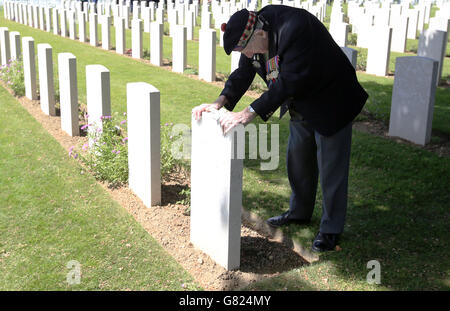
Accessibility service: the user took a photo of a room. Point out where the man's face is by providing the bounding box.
[236,30,269,58]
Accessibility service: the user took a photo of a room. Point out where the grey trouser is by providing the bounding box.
[286,113,352,234]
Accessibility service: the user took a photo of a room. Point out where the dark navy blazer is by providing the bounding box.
[220,5,369,137]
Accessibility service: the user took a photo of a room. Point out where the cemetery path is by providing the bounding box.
[4,83,307,291]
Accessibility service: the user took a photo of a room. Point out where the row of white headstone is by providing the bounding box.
[0,25,163,208]
[330,0,448,82]
[2,0,261,80]
[0,23,244,270]
[333,1,443,147]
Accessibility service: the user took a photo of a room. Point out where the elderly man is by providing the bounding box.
[192,5,368,252]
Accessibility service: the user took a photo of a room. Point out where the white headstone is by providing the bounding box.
[156,7,164,24]
[58,53,79,137]
[418,29,447,86]
[33,5,39,29]
[101,15,111,50]
[190,110,244,270]
[60,9,67,37]
[0,27,11,66]
[115,17,126,54]
[9,31,21,61]
[132,19,143,59]
[45,7,51,32]
[90,13,98,46]
[330,22,349,47]
[79,12,87,42]
[366,26,392,76]
[150,22,163,66]
[186,9,194,40]
[391,16,409,53]
[86,64,111,141]
[388,56,438,146]
[201,11,211,29]
[407,8,419,39]
[39,6,45,31]
[52,8,60,35]
[169,11,178,37]
[143,7,151,32]
[198,28,216,82]
[127,82,161,207]
[172,25,187,73]
[68,10,77,40]
[22,37,37,100]
[38,43,56,116]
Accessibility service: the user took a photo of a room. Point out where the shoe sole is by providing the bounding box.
[311,245,335,253]
[266,220,310,228]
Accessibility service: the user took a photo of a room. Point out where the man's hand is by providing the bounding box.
[191,95,229,121]
[219,107,257,135]
[191,103,221,121]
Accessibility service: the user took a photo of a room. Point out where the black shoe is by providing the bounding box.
[266,211,310,228]
[312,232,340,252]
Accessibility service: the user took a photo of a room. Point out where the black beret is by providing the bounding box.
[222,9,252,55]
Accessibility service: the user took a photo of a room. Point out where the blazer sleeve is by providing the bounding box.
[220,54,256,111]
[251,19,313,121]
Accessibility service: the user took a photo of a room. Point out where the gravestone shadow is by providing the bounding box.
[239,236,305,274]
[161,183,189,206]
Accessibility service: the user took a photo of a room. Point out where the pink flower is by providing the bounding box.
[82,143,89,151]
[68,146,74,157]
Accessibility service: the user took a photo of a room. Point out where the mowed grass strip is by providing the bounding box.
[242,129,450,290]
[0,86,200,290]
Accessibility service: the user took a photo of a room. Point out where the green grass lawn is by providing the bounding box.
[1,7,449,291]
[0,86,200,290]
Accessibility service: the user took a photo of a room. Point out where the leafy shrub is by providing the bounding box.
[0,58,25,96]
[75,114,129,188]
[356,48,367,71]
[161,122,184,176]
[348,33,358,46]
[70,115,184,188]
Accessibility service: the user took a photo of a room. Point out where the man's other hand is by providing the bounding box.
[219,107,257,135]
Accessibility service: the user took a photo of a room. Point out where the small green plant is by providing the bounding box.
[54,80,60,104]
[348,33,358,46]
[183,67,198,75]
[70,116,184,187]
[160,122,184,176]
[177,188,191,206]
[0,58,25,96]
[356,49,367,71]
[72,113,129,188]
